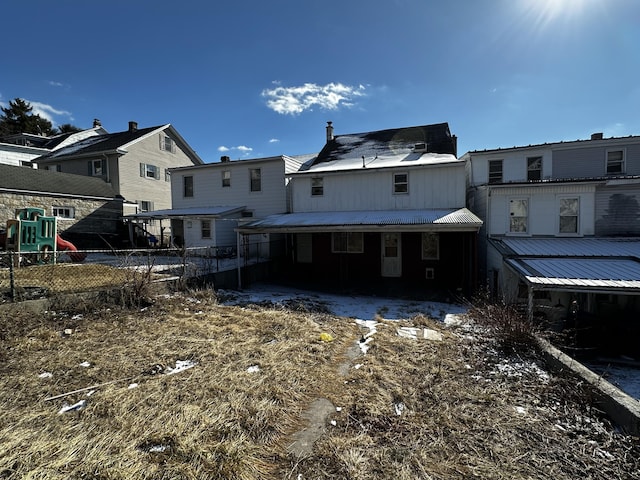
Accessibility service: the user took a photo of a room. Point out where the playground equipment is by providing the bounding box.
[3,207,86,265]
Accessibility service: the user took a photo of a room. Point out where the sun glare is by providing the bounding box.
[522,0,596,30]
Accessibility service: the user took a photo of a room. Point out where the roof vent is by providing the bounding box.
[326,121,334,142]
[220,155,230,163]
[591,132,603,140]
[413,142,427,152]
[128,121,138,132]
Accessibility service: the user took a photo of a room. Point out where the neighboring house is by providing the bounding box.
[0,121,107,167]
[128,154,306,252]
[239,122,482,296]
[463,133,640,353]
[0,163,121,249]
[34,122,204,244]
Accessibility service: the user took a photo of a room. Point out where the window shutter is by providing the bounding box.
[159,134,164,150]
[139,163,145,177]
[154,167,160,180]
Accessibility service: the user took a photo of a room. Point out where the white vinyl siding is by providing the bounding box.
[293,163,465,212]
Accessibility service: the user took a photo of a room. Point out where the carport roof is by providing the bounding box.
[238,208,482,233]
[505,257,640,293]
[125,206,245,220]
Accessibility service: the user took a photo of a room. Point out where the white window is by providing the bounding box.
[311,177,324,196]
[332,232,363,253]
[183,175,194,197]
[606,149,625,175]
[250,168,261,192]
[52,206,75,219]
[527,157,542,181]
[140,163,160,179]
[509,198,528,233]
[89,159,104,176]
[222,170,231,187]
[489,160,503,184]
[160,134,175,153]
[559,197,579,234]
[139,200,153,212]
[393,173,409,194]
[201,220,211,239]
[421,233,439,260]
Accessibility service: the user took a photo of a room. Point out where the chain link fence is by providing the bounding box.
[0,239,277,303]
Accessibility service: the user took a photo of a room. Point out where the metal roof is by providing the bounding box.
[506,257,640,292]
[124,206,244,220]
[498,237,640,258]
[239,208,482,233]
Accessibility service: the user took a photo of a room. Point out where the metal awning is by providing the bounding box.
[505,257,640,294]
[124,206,245,220]
[237,208,482,234]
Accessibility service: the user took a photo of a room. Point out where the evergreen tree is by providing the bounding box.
[0,98,58,136]
[56,123,82,134]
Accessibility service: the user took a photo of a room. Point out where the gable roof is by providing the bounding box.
[306,122,457,169]
[0,164,116,198]
[36,124,204,164]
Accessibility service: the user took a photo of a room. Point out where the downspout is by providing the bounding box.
[102,153,110,183]
[236,231,242,289]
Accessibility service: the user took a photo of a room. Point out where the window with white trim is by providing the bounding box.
[160,134,175,153]
[164,168,171,182]
[311,177,324,196]
[393,172,409,194]
[559,197,579,234]
[139,200,153,212]
[421,233,439,260]
[222,170,231,187]
[249,168,261,192]
[331,232,363,253]
[201,220,211,239]
[509,198,528,233]
[89,159,104,176]
[527,156,542,181]
[606,149,625,175]
[52,206,75,219]
[488,159,503,184]
[140,163,160,179]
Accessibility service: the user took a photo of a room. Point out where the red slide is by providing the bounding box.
[56,235,87,262]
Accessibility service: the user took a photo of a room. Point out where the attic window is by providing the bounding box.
[160,134,176,153]
[413,142,427,152]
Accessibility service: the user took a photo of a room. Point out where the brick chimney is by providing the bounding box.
[128,121,138,132]
[220,155,230,163]
[326,121,334,142]
[93,118,101,128]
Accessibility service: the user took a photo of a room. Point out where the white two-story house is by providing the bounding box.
[239,122,482,297]
[463,133,640,356]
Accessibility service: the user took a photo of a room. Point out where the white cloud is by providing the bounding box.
[48,81,64,87]
[269,138,279,144]
[28,100,72,124]
[217,145,253,157]
[261,82,366,115]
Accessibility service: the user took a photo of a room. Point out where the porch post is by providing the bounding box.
[527,285,534,323]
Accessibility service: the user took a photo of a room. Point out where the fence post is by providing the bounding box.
[9,252,16,302]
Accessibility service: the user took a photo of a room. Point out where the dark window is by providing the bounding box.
[183,175,194,197]
[311,177,323,196]
[607,150,624,175]
[250,168,261,192]
[394,173,408,194]
[527,157,542,181]
[332,232,363,253]
[222,170,231,187]
[488,160,503,184]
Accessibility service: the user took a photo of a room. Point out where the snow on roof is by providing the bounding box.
[294,151,461,174]
[506,257,640,291]
[239,208,482,232]
[125,206,244,219]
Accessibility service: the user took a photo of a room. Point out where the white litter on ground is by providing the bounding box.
[247,365,260,373]
[38,372,52,379]
[165,359,197,375]
[58,400,86,414]
[79,361,90,368]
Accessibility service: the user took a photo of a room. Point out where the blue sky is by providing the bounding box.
[2,0,639,162]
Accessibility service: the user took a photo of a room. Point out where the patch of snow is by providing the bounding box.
[336,406,342,412]
[38,372,52,379]
[58,399,86,414]
[514,406,527,415]
[423,328,443,341]
[72,314,82,320]
[397,327,419,339]
[330,420,337,426]
[79,361,91,368]
[247,365,260,373]
[354,364,363,369]
[148,444,169,453]
[128,383,138,389]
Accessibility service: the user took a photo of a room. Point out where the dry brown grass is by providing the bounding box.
[0,291,638,479]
